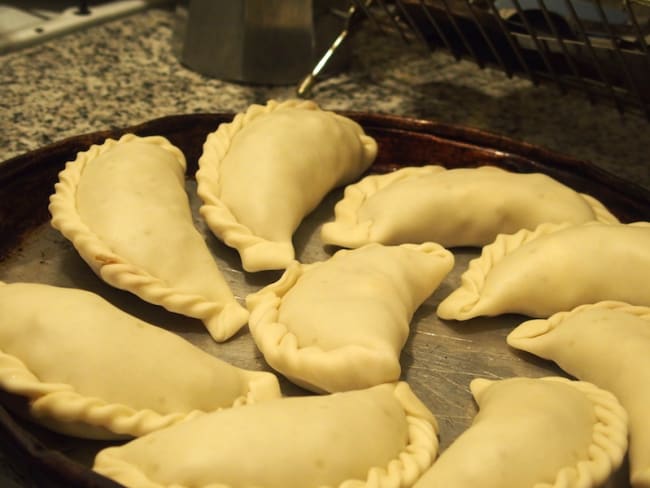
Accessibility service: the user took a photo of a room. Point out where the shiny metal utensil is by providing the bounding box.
[177,0,352,85]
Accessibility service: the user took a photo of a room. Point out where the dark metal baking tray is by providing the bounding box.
[0,112,648,487]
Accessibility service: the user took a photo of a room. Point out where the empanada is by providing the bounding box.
[93,382,438,488]
[437,221,650,320]
[246,243,454,393]
[0,282,280,440]
[196,99,378,272]
[49,133,248,342]
[321,165,618,249]
[508,301,650,488]
[413,376,628,488]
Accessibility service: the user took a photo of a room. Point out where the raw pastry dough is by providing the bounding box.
[321,165,618,248]
[49,133,248,342]
[507,301,650,488]
[0,281,280,440]
[413,376,628,488]
[93,382,439,488]
[437,221,650,320]
[246,242,454,393]
[196,99,378,272]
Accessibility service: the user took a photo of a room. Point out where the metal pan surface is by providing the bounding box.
[0,112,648,488]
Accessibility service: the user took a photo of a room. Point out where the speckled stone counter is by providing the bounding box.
[0,5,649,487]
[1,6,649,190]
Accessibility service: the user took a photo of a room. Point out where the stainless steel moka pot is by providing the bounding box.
[176,0,351,85]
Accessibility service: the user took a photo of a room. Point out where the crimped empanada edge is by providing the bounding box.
[246,243,453,393]
[321,165,446,248]
[246,260,401,393]
[471,376,629,488]
[439,221,650,321]
[47,134,247,342]
[321,167,619,250]
[0,346,200,439]
[507,302,650,488]
[507,300,650,348]
[91,382,440,488]
[195,99,320,272]
[435,221,575,320]
[0,342,276,440]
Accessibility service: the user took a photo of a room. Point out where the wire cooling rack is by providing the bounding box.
[305,0,650,118]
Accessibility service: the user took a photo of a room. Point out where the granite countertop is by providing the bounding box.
[0,4,649,487]
[1,5,649,190]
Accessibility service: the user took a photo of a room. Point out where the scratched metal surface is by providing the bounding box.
[0,178,631,487]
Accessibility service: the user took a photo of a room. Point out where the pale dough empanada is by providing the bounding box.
[196,99,378,272]
[246,243,454,393]
[48,133,248,342]
[413,376,628,488]
[93,382,438,488]
[508,301,650,488]
[321,165,618,249]
[437,221,650,320]
[0,282,280,440]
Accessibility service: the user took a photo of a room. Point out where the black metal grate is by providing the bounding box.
[353,0,650,118]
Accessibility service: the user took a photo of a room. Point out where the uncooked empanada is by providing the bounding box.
[437,221,650,320]
[321,165,618,248]
[0,282,280,440]
[246,243,454,393]
[93,382,438,488]
[508,301,650,488]
[413,376,627,488]
[196,99,378,272]
[49,133,248,342]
